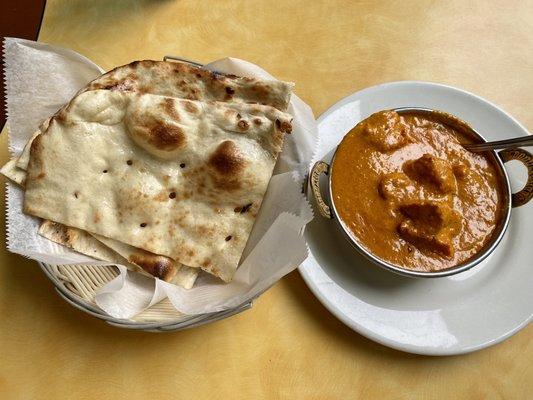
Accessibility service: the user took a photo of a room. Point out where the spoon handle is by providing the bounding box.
[464,135,533,152]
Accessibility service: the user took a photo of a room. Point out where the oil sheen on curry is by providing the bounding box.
[331,110,503,272]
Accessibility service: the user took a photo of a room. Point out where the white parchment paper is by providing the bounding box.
[3,37,317,317]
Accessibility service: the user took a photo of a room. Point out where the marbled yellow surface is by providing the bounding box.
[1,1,532,398]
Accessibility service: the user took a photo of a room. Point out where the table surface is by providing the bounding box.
[1,1,532,398]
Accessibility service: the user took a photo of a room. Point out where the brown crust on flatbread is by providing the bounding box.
[129,253,175,281]
[38,220,197,288]
[25,133,45,186]
[149,124,185,150]
[208,141,246,176]
[277,119,293,134]
[46,221,74,246]
[161,98,180,120]
[125,103,186,154]
[38,220,128,264]
[183,100,199,114]
[82,60,293,112]
[102,79,135,91]
[237,119,249,131]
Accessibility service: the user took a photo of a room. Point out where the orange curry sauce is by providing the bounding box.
[331,110,504,271]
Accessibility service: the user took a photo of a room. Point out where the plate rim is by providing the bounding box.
[299,80,532,356]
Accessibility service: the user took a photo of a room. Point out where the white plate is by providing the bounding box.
[299,81,532,356]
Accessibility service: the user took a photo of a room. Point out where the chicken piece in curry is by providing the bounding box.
[331,110,504,271]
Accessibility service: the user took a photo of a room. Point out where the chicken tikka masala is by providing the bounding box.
[331,110,504,272]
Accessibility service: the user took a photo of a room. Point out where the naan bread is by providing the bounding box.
[39,221,197,289]
[14,61,292,173]
[16,129,45,171]
[3,156,198,289]
[24,89,292,282]
[38,220,131,265]
[8,60,294,285]
[91,233,198,289]
[82,60,293,111]
[1,158,26,186]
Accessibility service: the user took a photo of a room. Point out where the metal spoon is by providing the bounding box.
[463,135,533,152]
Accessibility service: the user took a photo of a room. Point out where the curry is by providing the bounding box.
[331,110,504,271]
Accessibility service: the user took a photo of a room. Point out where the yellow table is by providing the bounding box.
[1,1,532,398]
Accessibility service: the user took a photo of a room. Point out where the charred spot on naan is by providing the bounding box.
[171,61,209,79]
[225,86,235,95]
[129,254,175,281]
[160,98,180,120]
[52,108,68,123]
[237,119,249,131]
[45,221,76,247]
[149,124,185,150]
[234,203,253,213]
[275,118,293,134]
[102,78,135,91]
[206,141,249,190]
[124,98,185,152]
[208,141,246,176]
[251,83,271,99]
[184,86,201,101]
[197,224,217,236]
[125,107,186,157]
[182,100,199,114]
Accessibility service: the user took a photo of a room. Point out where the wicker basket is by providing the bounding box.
[39,263,252,331]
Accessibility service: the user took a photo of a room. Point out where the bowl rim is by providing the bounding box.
[326,107,513,278]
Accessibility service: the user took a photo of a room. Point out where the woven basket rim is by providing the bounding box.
[38,262,253,331]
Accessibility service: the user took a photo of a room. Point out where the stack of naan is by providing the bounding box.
[2,60,294,289]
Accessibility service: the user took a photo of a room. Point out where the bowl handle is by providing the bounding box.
[310,161,333,218]
[499,148,533,207]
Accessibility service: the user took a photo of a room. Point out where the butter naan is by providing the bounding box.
[38,221,197,289]
[4,123,199,288]
[15,61,292,173]
[7,60,293,285]
[82,60,293,111]
[2,155,199,289]
[24,89,292,282]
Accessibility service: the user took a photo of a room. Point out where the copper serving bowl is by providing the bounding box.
[310,108,533,278]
